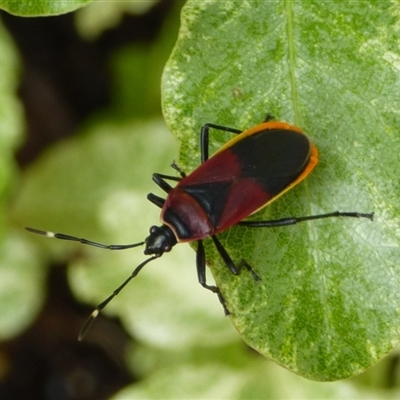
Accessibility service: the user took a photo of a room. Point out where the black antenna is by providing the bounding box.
[25,227,145,249]
[25,227,154,340]
[77,255,158,341]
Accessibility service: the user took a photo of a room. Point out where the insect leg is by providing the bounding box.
[238,211,374,228]
[147,193,165,208]
[170,161,186,178]
[263,113,275,122]
[152,173,181,194]
[237,259,261,281]
[212,235,260,282]
[196,240,229,315]
[150,162,186,204]
[149,162,187,208]
[200,123,242,163]
[211,235,239,275]
[199,114,275,163]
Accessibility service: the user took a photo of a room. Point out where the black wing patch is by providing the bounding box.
[182,182,232,228]
[231,129,311,194]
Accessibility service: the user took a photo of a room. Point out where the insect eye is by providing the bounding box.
[149,225,159,235]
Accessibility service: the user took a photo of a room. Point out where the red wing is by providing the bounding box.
[175,128,312,235]
[177,149,272,233]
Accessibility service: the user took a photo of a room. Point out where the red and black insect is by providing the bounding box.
[26,116,373,339]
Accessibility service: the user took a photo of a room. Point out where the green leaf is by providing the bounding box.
[0,0,93,16]
[162,0,400,380]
